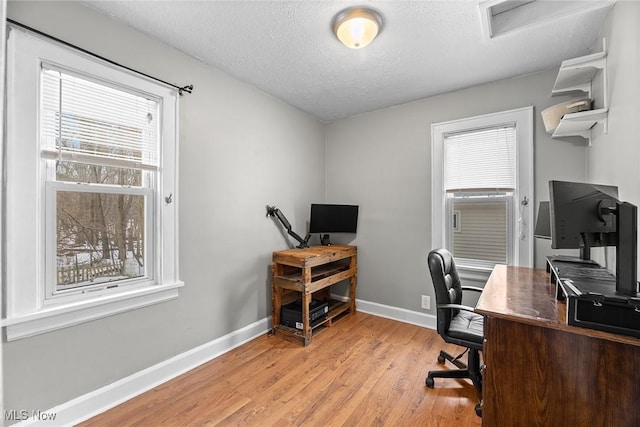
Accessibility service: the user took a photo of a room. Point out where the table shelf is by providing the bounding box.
[271,245,357,346]
[273,299,352,341]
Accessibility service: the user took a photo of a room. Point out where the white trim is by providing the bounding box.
[357,299,437,329]
[457,266,493,282]
[0,2,7,424]
[477,0,497,40]
[10,299,435,426]
[333,294,437,329]
[478,0,614,40]
[4,281,184,341]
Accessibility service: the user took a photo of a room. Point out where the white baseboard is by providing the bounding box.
[17,298,435,426]
[341,295,437,330]
[16,317,271,427]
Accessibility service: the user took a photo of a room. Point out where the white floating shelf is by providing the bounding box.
[552,108,609,141]
[549,39,608,143]
[552,51,606,96]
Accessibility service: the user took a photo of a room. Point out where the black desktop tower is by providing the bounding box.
[281,299,329,330]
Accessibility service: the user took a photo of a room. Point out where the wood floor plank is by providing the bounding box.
[79,313,482,426]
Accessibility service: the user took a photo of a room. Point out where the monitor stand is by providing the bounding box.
[320,234,331,246]
[616,202,638,296]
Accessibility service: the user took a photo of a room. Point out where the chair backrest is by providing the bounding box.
[427,248,463,337]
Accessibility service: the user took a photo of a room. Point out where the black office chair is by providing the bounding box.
[425,248,483,417]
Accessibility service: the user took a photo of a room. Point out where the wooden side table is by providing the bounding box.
[271,245,357,346]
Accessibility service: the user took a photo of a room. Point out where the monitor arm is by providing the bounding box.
[266,205,310,249]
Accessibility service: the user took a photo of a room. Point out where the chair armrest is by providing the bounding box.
[437,303,478,313]
[461,285,484,293]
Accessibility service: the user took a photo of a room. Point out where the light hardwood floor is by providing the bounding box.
[80,312,482,426]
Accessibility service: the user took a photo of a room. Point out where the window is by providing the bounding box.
[42,67,158,300]
[4,26,183,340]
[431,107,533,278]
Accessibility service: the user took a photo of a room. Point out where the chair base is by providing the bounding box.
[426,348,483,417]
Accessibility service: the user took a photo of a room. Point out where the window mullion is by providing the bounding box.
[47,180,154,196]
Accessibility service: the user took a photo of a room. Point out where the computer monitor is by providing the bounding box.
[549,180,638,296]
[309,204,358,245]
[549,180,618,260]
[534,201,551,239]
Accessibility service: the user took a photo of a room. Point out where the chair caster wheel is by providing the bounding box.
[426,377,435,388]
[437,354,446,364]
[475,403,482,417]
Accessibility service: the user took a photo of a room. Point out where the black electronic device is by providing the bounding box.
[309,203,358,246]
[281,299,329,330]
[547,257,640,338]
[564,280,640,338]
[548,180,638,297]
[534,201,551,239]
[549,180,618,260]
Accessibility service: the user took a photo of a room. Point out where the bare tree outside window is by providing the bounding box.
[56,190,145,291]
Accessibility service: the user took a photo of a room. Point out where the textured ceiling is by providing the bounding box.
[82,1,614,122]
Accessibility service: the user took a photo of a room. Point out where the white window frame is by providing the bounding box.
[3,26,183,341]
[431,107,534,280]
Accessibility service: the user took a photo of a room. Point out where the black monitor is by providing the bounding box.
[549,180,637,296]
[534,201,551,239]
[549,180,618,260]
[309,204,358,245]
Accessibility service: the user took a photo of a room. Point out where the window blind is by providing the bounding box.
[444,125,516,192]
[40,65,159,170]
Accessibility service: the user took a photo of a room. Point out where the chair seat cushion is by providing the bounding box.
[448,310,484,344]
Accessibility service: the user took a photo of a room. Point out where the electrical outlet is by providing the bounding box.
[421,295,431,310]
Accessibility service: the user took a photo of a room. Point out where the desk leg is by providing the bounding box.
[349,254,357,314]
[320,285,331,303]
[302,267,312,346]
[272,263,283,332]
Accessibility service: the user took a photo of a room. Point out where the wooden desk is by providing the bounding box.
[271,245,357,346]
[476,265,640,426]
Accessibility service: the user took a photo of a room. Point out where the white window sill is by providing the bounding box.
[2,281,184,341]
[457,264,495,282]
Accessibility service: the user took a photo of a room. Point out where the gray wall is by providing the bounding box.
[5,1,326,414]
[587,2,640,273]
[325,69,588,314]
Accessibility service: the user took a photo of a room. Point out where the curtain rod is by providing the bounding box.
[7,18,194,96]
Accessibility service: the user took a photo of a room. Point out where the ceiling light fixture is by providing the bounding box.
[332,7,383,49]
